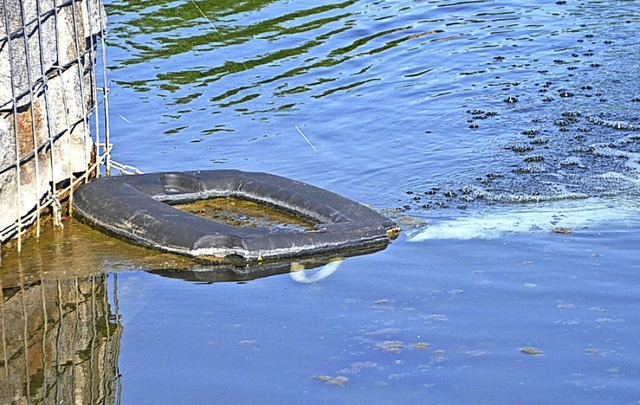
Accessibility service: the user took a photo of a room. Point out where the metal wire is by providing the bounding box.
[18,262,32,403]
[3,0,24,251]
[34,0,60,223]
[0,277,9,394]
[97,6,112,176]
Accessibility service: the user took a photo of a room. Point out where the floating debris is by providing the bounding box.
[314,375,349,386]
[395,216,429,228]
[524,155,545,163]
[377,341,405,353]
[431,349,447,363]
[520,347,544,355]
[559,156,582,167]
[506,143,534,153]
[553,227,573,234]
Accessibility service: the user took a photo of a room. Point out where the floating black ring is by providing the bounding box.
[73,170,399,262]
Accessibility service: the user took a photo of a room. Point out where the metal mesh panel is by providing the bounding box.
[0,0,110,250]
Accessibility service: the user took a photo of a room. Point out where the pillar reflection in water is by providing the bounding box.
[0,272,122,404]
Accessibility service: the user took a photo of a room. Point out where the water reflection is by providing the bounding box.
[0,219,368,402]
[149,251,376,284]
[289,259,342,283]
[0,272,121,404]
[106,0,434,129]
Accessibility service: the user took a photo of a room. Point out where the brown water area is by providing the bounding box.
[0,220,196,403]
[174,197,317,232]
[0,212,371,402]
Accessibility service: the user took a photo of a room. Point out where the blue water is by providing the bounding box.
[2,0,640,403]
[115,228,640,403]
[107,0,640,402]
[106,0,640,215]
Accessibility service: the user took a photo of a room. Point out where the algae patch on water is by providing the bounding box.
[519,347,544,355]
[314,375,349,386]
[377,340,405,353]
[174,197,317,231]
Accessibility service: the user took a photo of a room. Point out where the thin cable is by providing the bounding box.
[84,0,101,178]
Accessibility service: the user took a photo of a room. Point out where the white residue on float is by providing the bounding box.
[407,199,638,241]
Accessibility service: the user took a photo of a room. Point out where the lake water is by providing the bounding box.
[2,0,640,403]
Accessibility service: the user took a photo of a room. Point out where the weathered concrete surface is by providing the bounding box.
[0,0,106,245]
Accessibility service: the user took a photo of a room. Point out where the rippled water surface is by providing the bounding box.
[2,0,640,403]
[106,0,640,214]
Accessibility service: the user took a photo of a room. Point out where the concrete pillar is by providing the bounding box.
[0,0,106,248]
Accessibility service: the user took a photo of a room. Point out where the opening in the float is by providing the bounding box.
[173,197,317,232]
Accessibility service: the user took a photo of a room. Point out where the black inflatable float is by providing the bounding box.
[73,170,399,263]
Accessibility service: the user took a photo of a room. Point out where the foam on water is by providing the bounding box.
[407,198,638,241]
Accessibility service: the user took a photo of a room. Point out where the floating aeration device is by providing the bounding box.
[73,170,400,263]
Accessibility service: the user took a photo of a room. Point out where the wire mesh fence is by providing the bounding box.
[0,0,111,252]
